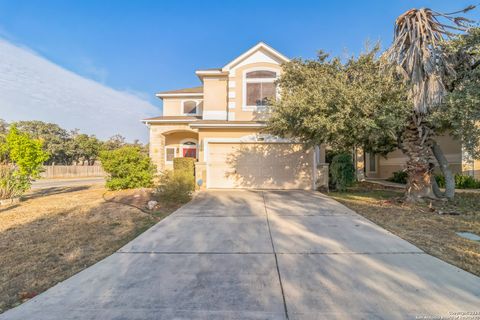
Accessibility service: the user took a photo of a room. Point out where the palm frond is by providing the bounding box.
[385,6,475,114]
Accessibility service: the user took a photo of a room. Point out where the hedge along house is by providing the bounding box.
[143,42,328,190]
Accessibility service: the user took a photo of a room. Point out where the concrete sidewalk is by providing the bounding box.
[1,190,479,319]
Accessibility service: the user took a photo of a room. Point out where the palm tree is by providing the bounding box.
[385,6,475,202]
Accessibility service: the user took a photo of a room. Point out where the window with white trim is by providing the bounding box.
[182,100,199,115]
[165,147,176,163]
[244,70,277,109]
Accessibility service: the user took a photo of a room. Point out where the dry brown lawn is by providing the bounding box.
[0,185,180,313]
[330,182,480,276]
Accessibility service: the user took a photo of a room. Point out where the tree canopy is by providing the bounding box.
[5,126,49,178]
[13,120,71,165]
[0,119,147,165]
[268,47,410,155]
[268,23,480,202]
[430,27,480,159]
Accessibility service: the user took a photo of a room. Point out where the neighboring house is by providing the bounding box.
[143,42,479,189]
[356,133,480,180]
[143,42,328,189]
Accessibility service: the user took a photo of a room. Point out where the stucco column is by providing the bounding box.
[314,144,328,191]
[194,162,207,190]
[149,127,166,172]
[316,163,329,191]
[314,144,326,163]
[354,148,365,181]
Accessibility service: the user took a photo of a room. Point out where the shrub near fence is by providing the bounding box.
[40,165,106,179]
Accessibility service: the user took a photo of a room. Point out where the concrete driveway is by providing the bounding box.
[2,190,479,319]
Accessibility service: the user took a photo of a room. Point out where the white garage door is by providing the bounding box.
[207,142,314,189]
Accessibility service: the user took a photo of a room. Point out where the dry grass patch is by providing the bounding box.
[0,185,181,313]
[330,182,480,276]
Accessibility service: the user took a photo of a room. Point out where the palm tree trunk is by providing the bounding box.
[431,174,444,198]
[431,141,455,200]
[402,117,436,202]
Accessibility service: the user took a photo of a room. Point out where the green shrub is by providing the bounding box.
[173,157,195,173]
[386,170,408,184]
[325,150,342,165]
[435,174,446,188]
[155,170,193,204]
[455,175,480,189]
[435,174,480,189]
[0,165,30,200]
[5,126,49,178]
[173,157,195,189]
[326,150,344,190]
[330,153,355,191]
[100,146,156,190]
[0,126,49,199]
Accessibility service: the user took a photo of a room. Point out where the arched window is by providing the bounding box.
[182,100,199,115]
[244,69,277,109]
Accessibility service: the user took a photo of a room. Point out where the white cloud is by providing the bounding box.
[0,38,160,142]
[78,56,109,83]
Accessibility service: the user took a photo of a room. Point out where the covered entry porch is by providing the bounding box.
[162,130,198,170]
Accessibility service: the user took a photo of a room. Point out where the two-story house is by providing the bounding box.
[143,42,479,189]
[143,42,327,189]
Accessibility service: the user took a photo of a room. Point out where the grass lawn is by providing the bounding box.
[330,182,480,276]
[0,185,181,313]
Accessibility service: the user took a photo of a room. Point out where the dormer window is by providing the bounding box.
[182,100,200,115]
[244,69,277,110]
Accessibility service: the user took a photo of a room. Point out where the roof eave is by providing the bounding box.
[142,119,199,124]
[189,123,267,128]
[155,93,204,99]
[195,70,228,81]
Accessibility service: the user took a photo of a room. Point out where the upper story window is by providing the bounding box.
[182,100,200,115]
[244,69,278,109]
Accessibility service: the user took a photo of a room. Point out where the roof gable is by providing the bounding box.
[222,42,290,71]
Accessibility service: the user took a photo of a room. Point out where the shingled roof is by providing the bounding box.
[156,86,203,96]
[142,116,201,122]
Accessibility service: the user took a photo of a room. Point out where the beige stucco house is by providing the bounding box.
[143,42,479,189]
[143,42,327,190]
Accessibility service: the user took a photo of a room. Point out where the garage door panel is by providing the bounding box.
[207,143,313,189]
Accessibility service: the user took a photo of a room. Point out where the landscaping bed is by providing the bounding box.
[330,182,480,276]
[0,185,181,313]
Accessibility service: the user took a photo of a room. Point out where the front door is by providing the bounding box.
[183,147,196,158]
